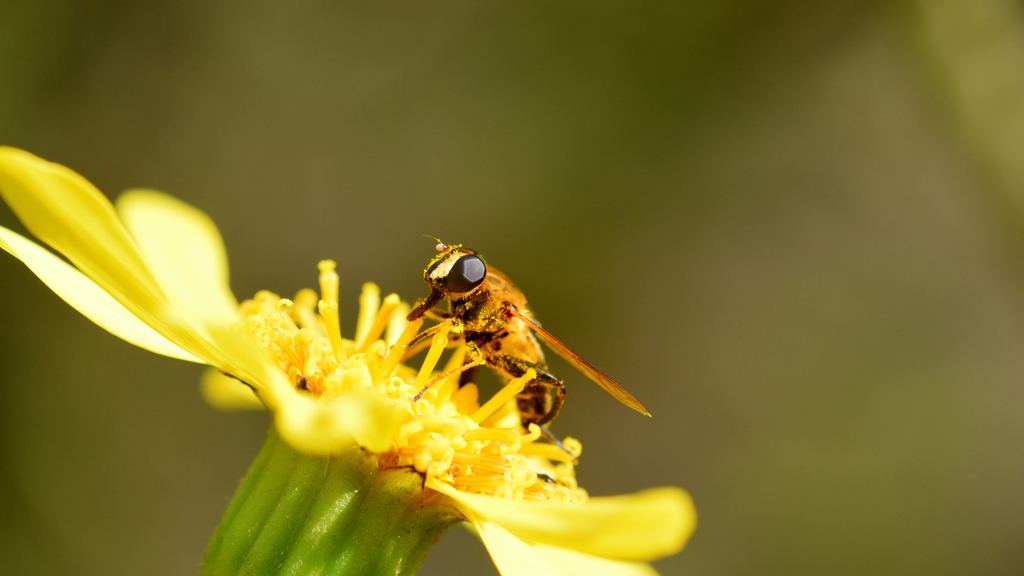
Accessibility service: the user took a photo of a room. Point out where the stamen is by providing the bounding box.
[463,428,521,443]
[400,320,454,361]
[524,487,557,498]
[291,288,320,331]
[401,335,436,361]
[518,442,577,463]
[276,299,299,330]
[381,318,424,378]
[412,324,453,395]
[318,261,339,305]
[539,426,579,461]
[365,345,383,387]
[317,260,347,363]
[356,293,401,352]
[452,475,508,488]
[451,384,479,415]
[562,437,583,459]
[451,452,509,472]
[385,302,410,347]
[521,423,543,443]
[435,345,467,404]
[354,283,380,347]
[524,484,573,502]
[471,369,535,424]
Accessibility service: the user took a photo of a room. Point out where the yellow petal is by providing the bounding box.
[385,302,410,347]
[200,367,266,410]
[0,148,270,385]
[474,519,659,576]
[428,480,695,562]
[116,189,240,326]
[0,224,201,363]
[0,148,193,343]
[270,382,404,454]
[200,323,294,397]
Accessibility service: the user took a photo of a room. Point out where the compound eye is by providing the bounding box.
[445,254,487,294]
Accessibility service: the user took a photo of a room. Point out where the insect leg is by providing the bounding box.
[423,308,453,321]
[539,426,578,463]
[413,357,486,401]
[401,320,462,360]
[536,472,557,484]
[484,354,565,428]
[407,287,444,321]
[459,363,480,387]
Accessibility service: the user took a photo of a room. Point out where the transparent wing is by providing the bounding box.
[511,310,651,416]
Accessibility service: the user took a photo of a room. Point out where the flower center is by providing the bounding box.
[238,261,587,503]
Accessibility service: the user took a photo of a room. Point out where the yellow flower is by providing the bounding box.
[0,147,696,575]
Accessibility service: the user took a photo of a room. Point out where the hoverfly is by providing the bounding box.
[407,241,650,429]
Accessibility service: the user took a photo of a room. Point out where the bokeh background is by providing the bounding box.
[3,1,1024,574]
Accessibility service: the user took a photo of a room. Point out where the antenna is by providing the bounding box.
[422,234,448,252]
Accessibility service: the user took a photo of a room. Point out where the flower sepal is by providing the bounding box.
[202,427,460,576]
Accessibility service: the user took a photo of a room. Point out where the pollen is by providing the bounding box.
[237,262,588,504]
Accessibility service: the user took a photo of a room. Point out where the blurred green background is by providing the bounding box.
[3,1,1024,574]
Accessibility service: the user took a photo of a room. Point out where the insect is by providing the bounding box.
[407,241,650,429]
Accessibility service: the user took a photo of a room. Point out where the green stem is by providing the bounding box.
[202,427,460,576]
